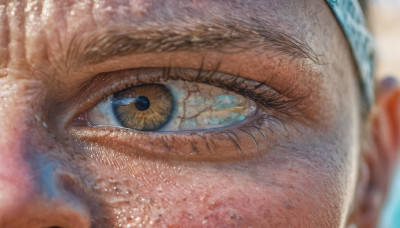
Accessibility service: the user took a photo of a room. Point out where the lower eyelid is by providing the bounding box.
[69,113,288,162]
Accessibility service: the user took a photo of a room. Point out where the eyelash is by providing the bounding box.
[71,67,301,122]
[69,67,303,161]
[164,67,299,115]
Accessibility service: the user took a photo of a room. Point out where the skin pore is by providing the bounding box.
[0,0,399,227]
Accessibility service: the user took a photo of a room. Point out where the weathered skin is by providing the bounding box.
[0,0,393,227]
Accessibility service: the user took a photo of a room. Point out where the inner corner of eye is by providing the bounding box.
[82,79,258,132]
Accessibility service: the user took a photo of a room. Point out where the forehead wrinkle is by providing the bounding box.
[0,4,9,71]
[65,15,319,70]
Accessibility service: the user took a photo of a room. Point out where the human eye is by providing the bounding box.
[70,68,302,161]
[84,78,257,132]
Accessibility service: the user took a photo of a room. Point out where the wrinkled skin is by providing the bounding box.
[0,0,399,227]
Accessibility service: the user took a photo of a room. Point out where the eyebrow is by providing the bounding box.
[66,17,319,69]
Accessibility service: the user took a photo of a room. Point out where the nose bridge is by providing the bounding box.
[0,130,36,216]
[0,79,42,163]
[0,77,43,129]
[0,75,48,142]
[0,80,38,213]
[0,80,91,227]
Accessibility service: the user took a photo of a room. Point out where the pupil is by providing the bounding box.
[134,96,150,111]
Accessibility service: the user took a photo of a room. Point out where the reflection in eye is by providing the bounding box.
[87,80,257,131]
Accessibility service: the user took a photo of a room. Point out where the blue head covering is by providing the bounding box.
[326,0,375,105]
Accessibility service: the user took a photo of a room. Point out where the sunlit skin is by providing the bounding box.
[0,0,399,227]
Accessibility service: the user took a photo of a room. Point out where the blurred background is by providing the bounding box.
[370,0,400,227]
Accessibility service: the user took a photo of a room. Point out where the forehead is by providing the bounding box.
[34,0,313,27]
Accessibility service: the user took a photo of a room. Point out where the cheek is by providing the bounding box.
[82,147,347,227]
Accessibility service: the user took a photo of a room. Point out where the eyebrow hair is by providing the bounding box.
[66,17,319,69]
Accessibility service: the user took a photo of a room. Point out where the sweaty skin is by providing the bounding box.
[0,0,368,227]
